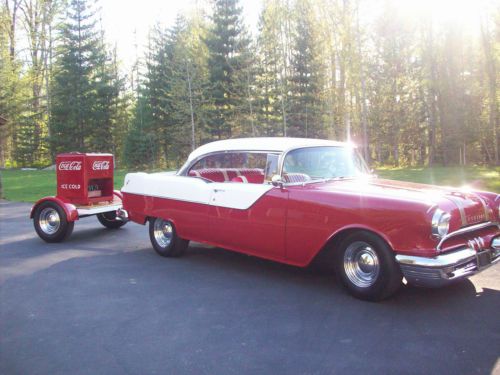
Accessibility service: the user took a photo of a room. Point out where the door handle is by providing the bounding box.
[213,189,225,193]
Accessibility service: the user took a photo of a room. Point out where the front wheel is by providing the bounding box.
[33,201,74,243]
[335,231,402,301]
[148,217,188,257]
[97,211,126,229]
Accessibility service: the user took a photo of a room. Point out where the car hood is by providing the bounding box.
[312,177,493,227]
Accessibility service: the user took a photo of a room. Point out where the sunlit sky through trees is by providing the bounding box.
[100,0,492,72]
[101,0,262,70]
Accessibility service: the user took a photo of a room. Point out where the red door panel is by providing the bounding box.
[208,188,288,259]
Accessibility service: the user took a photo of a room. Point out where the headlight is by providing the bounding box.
[432,209,451,238]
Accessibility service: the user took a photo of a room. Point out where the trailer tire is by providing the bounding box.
[97,211,126,229]
[33,201,74,243]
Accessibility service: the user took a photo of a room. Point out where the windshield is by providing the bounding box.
[282,146,370,180]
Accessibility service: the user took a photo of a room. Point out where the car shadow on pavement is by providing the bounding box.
[183,243,490,300]
[181,244,500,374]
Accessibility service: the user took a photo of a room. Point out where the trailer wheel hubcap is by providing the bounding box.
[39,208,61,234]
[343,241,380,288]
[153,219,173,248]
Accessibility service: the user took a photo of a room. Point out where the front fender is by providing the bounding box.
[323,224,396,254]
[30,197,79,222]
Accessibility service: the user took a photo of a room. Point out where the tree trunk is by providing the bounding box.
[480,15,499,165]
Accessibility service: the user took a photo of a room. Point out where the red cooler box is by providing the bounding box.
[56,153,114,206]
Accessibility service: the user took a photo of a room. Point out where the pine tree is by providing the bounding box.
[87,39,126,153]
[50,0,121,155]
[205,0,254,139]
[168,14,210,163]
[255,0,294,137]
[123,91,157,168]
[288,0,325,138]
[124,28,161,168]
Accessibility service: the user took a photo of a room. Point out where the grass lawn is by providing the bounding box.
[376,166,500,193]
[1,165,499,203]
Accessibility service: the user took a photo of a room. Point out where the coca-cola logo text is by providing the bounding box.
[92,161,110,170]
[58,161,82,171]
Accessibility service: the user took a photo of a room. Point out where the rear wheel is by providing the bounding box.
[149,217,188,257]
[97,211,126,229]
[33,201,74,243]
[335,231,402,301]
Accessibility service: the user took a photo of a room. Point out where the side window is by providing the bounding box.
[190,154,225,170]
[187,152,270,183]
[190,152,269,171]
[246,153,267,169]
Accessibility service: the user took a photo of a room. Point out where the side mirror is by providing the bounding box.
[271,174,284,188]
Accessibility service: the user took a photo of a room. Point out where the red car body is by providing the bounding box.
[121,138,500,300]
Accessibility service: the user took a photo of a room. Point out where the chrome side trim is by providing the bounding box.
[396,248,476,268]
[436,222,500,251]
[475,194,490,221]
[445,195,467,226]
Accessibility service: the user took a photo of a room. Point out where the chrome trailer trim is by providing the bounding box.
[77,203,122,216]
[396,237,500,287]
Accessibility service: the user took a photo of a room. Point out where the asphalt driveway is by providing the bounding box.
[1,200,499,375]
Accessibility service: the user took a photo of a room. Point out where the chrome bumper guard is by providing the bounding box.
[116,208,129,222]
[396,237,500,287]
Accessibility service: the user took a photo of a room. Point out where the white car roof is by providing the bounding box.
[187,137,349,161]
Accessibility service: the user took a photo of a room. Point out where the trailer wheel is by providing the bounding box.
[33,201,74,243]
[149,217,188,257]
[97,211,126,229]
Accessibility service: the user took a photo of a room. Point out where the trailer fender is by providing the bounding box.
[113,190,123,200]
[30,197,79,222]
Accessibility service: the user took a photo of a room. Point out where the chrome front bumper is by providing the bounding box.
[396,237,500,287]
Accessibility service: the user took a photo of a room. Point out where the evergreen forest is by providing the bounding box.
[1,0,499,169]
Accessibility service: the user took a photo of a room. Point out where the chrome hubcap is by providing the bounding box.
[39,208,61,234]
[343,241,380,288]
[153,219,173,248]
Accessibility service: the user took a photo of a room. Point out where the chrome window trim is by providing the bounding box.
[436,222,500,251]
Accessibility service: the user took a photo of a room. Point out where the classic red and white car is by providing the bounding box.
[120,138,500,301]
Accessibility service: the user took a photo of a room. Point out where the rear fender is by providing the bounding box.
[30,197,79,222]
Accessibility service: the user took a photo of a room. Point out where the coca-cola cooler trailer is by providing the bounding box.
[31,152,127,242]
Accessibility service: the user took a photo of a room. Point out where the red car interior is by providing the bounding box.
[189,168,265,184]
